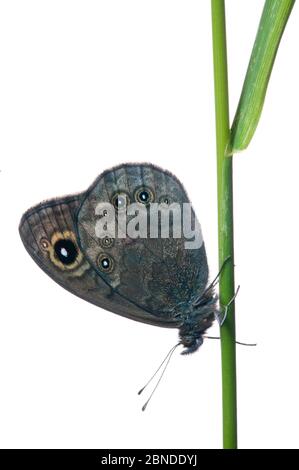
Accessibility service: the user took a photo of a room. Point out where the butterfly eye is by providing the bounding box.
[112,193,129,210]
[135,187,154,205]
[97,253,114,273]
[54,238,78,265]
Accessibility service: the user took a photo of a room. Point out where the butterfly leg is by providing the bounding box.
[207,256,231,291]
[193,256,231,307]
[215,285,240,327]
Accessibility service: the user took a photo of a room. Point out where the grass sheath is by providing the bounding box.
[230,0,296,153]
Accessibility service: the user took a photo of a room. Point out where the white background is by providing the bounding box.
[0,0,298,449]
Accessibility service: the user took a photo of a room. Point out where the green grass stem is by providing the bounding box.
[211,0,237,449]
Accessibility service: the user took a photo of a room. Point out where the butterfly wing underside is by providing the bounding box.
[76,164,209,320]
[19,194,179,328]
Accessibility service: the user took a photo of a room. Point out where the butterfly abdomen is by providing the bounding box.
[178,292,217,354]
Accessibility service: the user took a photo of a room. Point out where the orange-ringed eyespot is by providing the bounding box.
[97,253,114,273]
[40,238,50,250]
[54,239,78,265]
[135,187,154,205]
[100,236,114,248]
[159,195,171,206]
[112,193,128,210]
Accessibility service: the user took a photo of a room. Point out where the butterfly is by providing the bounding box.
[19,163,219,355]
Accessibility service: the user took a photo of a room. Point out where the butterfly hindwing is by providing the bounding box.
[76,164,209,320]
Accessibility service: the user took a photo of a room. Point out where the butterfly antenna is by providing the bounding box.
[203,335,257,347]
[138,342,181,396]
[139,342,181,411]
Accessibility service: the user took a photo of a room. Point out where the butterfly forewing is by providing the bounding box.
[19,192,178,328]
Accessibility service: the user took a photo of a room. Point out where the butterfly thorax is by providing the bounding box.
[178,290,218,354]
